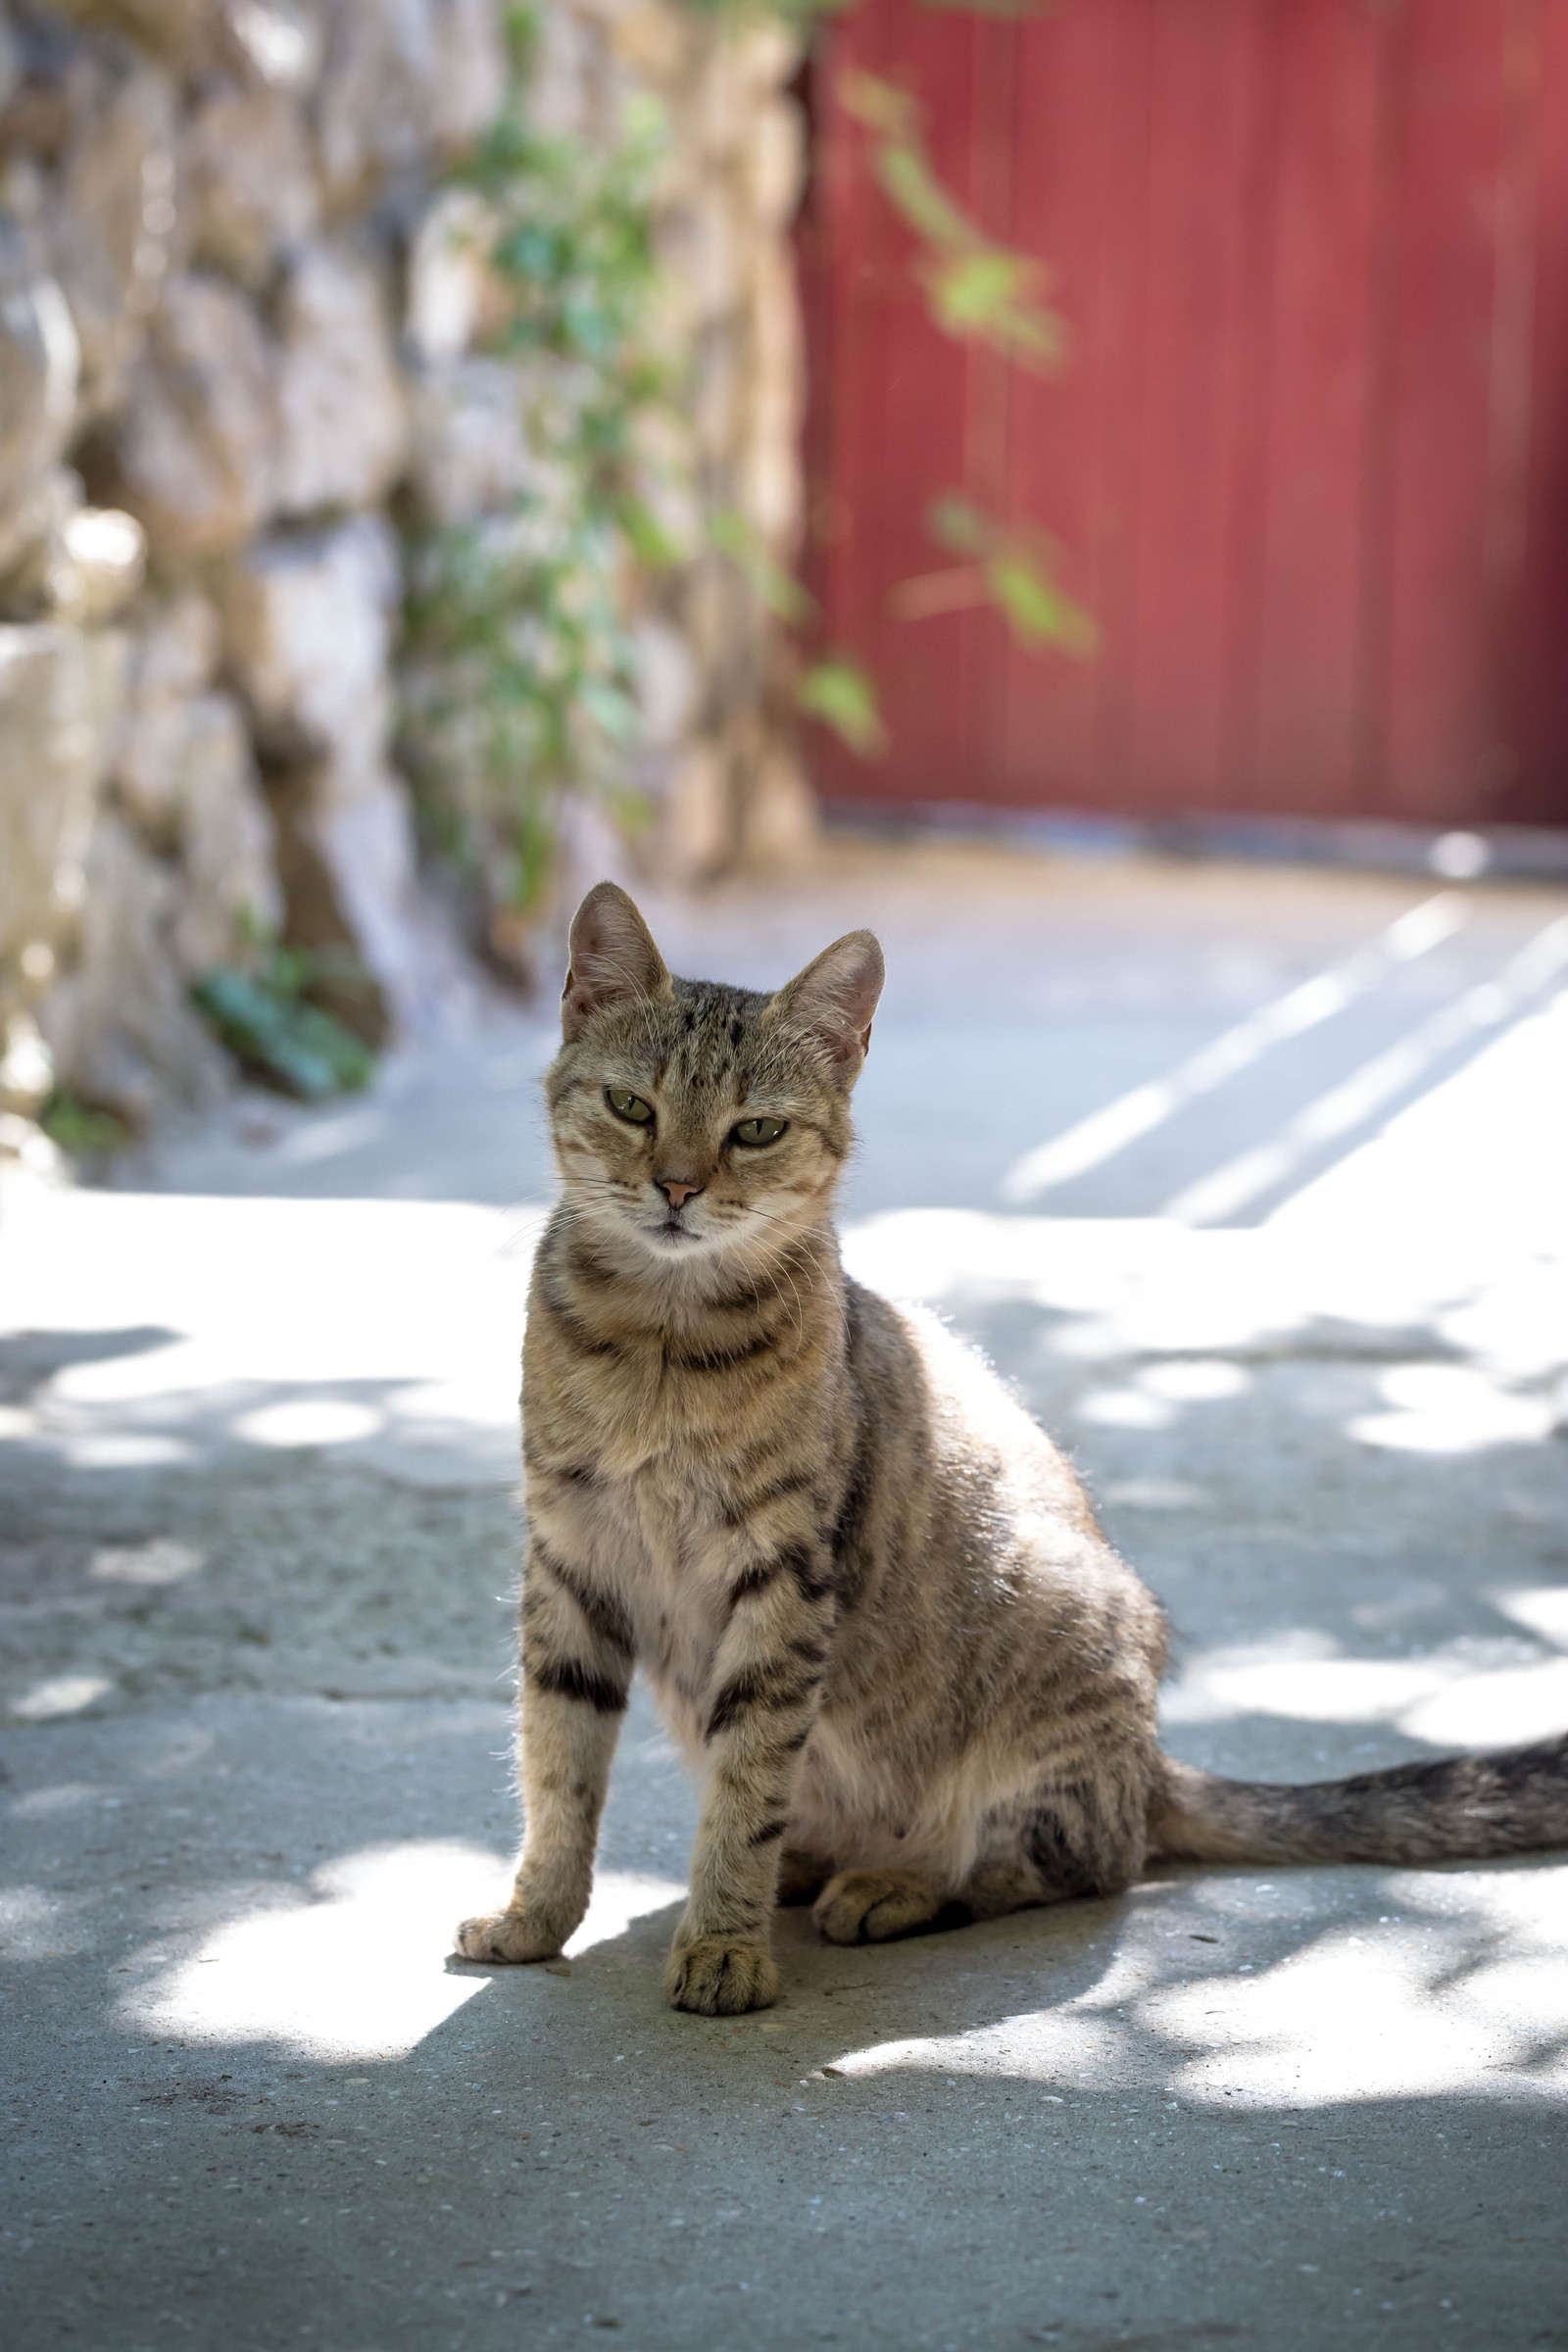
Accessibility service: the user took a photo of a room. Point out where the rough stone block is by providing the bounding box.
[112,590,222,835]
[50,52,177,414]
[100,272,278,558]
[405,186,495,367]
[307,768,425,1028]
[631,616,697,752]
[43,0,318,81]
[272,242,407,517]
[405,359,535,528]
[40,809,229,1120]
[4,475,149,626]
[313,0,505,217]
[0,230,80,576]
[45,0,209,58]
[0,6,20,112]
[182,78,319,291]
[527,2,596,140]
[0,623,122,980]
[166,691,280,973]
[219,514,399,802]
[746,92,805,233]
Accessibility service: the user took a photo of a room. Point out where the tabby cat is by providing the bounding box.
[455,882,1568,2015]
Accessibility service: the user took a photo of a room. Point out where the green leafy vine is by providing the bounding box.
[399,10,672,977]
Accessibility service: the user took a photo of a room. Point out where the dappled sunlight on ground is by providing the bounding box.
[824,1864,1568,2111]
[0,1191,545,1487]
[120,1840,501,2060]
[1161,1628,1568,1747]
[118,1841,688,2062]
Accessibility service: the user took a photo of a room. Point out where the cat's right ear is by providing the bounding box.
[561,882,672,1041]
[771,928,886,1080]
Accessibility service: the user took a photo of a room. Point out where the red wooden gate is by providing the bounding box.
[800,0,1568,826]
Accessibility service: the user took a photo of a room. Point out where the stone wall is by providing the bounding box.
[0,0,809,1154]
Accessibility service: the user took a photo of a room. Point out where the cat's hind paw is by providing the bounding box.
[812,1868,944,1945]
[664,1936,779,2016]
[453,1909,563,1965]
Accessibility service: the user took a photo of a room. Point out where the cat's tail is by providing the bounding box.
[1150,1735,1568,1867]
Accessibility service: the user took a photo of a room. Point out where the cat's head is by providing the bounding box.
[545,882,884,1273]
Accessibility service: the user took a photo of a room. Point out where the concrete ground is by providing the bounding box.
[4,835,1567,2352]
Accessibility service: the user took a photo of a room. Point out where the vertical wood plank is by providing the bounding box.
[1003,0,1155,806]
[1119,0,1274,808]
[1249,0,1391,815]
[806,0,986,806]
[1380,0,1510,817]
[1494,0,1568,820]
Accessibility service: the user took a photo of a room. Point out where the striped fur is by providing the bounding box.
[455,883,1568,2014]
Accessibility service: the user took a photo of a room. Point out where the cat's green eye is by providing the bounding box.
[606,1088,654,1126]
[732,1115,788,1149]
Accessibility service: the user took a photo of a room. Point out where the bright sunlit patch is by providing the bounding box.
[1349,1364,1554,1454]
[1000,893,1466,1203]
[231,1398,386,1448]
[0,1193,541,1486]
[50,1340,208,1402]
[564,1871,687,1956]
[59,1436,193,1469]
[1146,1873,1568,2106]
[825,2010,1114,2089]
[1400,1658,1568,1748]
[1076,1387,1174,1430]
[827,1869,1568,2109]
[1494,1587,1568,1649]
[122,1841,501,2061]
[1167,917,1568,1227]
[10,1674,113,1721]
[1138,1358,1250,1402]
[89,1541,204,1586]
[120,1848,690,2062]
[1162,1624,1568,1742]
[1162,1645,1451,1727]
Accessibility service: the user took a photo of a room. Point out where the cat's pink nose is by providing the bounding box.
[657,1177,703,1210]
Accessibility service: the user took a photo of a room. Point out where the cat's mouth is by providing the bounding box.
[648,1215,703,1248]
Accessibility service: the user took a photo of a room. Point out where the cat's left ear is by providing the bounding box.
[771,930,885,1079]
[562,882,672,1040]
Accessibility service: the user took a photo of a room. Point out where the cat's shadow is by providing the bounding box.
[451,1878,1173,2082]
[445,1844,1568,2096]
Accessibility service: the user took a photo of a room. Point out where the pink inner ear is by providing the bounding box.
[787,934,885,1065]
[561,884,669,1036]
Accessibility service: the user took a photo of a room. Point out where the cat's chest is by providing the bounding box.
[545,1458,739,1695]
[542,1453,734,1594]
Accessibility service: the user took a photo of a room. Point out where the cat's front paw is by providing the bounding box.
[663,1936,779,2016]
[812,1868,944,1944]
[454,1908,564,1965]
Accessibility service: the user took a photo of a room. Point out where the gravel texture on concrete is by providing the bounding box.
[4,838,1567,2352]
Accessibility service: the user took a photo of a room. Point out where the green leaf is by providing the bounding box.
[924,495,1097,654]
[710,509,816,622]
[874,147,976,252]
[192,968,374,1100]
[845,74,1067,371]
[38,1091,132,1160]
[797,658,887,758]
[929,495,990,557]
[986,556,1097,652]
